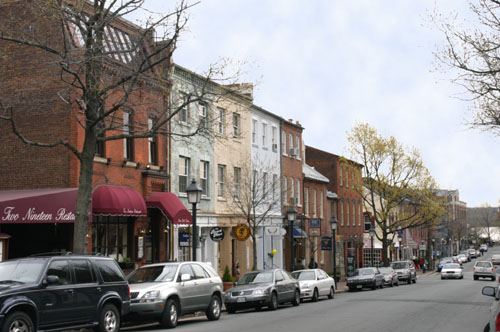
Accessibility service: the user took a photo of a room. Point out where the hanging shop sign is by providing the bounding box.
[233,223,250,241]
[179,232,190,247]
[321,237,332,250]
[209,227,225,242]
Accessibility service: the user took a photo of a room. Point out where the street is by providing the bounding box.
[123,249,499,332]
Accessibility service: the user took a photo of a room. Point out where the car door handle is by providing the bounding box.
[97,287,102,292]
[65,289,74,294]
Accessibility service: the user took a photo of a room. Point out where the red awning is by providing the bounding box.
[92,186,146,217]
[0,188,78,224]
[146,192,192,225]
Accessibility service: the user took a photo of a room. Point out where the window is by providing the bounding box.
[272,126,277,151]
[282,131,287,155]
[73,259,95,284]
[92,217,131,262]
[199,102,207,128]
[289,133,294,156]
[346,199,350,226]
[123,110,134,161]
[191,264,210,279]
[304,187,309,216]
[340,200,344,226]
[46,260,71,286]
[233,113,240,138]
[283,176,288,206]
[95,260,126,283]
[177,264,195,281]
[252,119,257,144]
[358,201,362,226]
[345,166,349,188]
[312,189,317,217]
[217,108,225,134]
[262,123,267,147]
[273,174,278,201]
[263,172,268,198]
[200,161,209,196]
[234,167,241,199]
[296,136,301,159]
[218,165,225,197]
[179,156,190,193]
[148,117,158,165]
[179,94,189,123]
[290,178,294,205]
[339,163,343,186]
[252,170,258,190]
[296,179,301,206]
[320,190,324,218]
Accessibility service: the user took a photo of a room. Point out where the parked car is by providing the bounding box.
[440,263,464,279]
[469,248,478,259]
[291,269,335,301]
[457,254,468,264]
[0,254,130,332]
[452,255,462,266]
[437,257,453,272]
[378,267,399,287]
[481,244,489,252]
[126,262,223,328]
[491,254,500,265]
[459,250,471,262]
[473,260,497,281]
[481,285,500,332]
[391,260,417,284]
[346,267,384,291]
[224,269,300,313]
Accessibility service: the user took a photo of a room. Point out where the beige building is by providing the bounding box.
[213,84,253,278]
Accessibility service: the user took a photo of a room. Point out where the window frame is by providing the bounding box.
[178,156,190,193]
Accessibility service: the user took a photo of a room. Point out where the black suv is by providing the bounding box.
[0,254,130,332]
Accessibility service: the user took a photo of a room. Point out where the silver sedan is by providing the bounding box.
[441,263,463,279]
[291,269,335,301]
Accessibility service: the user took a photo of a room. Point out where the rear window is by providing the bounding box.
[95,259,126,282]
[391,262,408,269]
[475,261,492,268]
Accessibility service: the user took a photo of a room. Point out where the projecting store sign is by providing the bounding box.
[209,227,224,242]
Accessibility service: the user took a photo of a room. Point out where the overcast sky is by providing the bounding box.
[134,1,500,208]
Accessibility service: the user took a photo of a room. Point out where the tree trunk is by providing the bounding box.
[382,231,389,267]
[72,127,97,254]
[251,229,257,271]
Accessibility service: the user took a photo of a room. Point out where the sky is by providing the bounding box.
[132,1,500,208]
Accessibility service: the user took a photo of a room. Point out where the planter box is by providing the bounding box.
[118,262,135,270]
[223,282,234,292]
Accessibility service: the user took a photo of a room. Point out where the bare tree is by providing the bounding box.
[227,158,282,270]
[0,0,239,253]
[468,203,499,243]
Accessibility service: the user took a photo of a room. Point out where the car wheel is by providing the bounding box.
[348,287,354,292]
[328,287,334,299]
[206,295,221,321]
[225,304,236,314]
[412,277,416,284]
[268,292,278,311]
[160,299,178,329]
[292,289,300,306]
[441,276,444,280]
[96,304,120,332]
[2,311,34,332]
[492,277,496,281]
[312,288,319,302]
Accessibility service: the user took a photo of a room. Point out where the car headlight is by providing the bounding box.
[301,284,310,289]
[140,290,161,302]
[254,289,265,295]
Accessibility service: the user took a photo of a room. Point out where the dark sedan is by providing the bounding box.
[224,269,300,313]
[347,267,384,291]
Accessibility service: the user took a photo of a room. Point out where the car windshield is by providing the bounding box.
[378,268,391,274]
[291,271,315,280]
[0,260,45,284]
[128,264,178,283]
[391,262,408,269]
[238,271,273,284]
[443,264,460,269]
[475,262,492,268]
[354,269,374,276]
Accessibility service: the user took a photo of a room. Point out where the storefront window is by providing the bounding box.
[92,216,132,261]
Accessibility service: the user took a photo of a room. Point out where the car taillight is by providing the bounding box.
[496,311,500,332]
[493,269,496,273]
[473,268,476,272]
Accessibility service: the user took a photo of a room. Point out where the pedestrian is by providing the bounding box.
[423,259,428,273]
[308,257,318,269]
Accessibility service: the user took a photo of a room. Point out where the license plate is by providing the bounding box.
[356,285,362,289]
[237,297,246,303]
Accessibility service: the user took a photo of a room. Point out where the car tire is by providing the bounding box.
[225,304,236,314]
[474,275,478,280]
[348,287,354,292]
[312,289,319,302]
[328,287,334,299]
[292,289,300,306]
[372,283,377,290]
[206,295,221,321]
[412,277,416,284]
[268,292,278,311]
[160,299,179,329]
[441,276,444,280]
[96,304,120,332]
[2,311,34,332]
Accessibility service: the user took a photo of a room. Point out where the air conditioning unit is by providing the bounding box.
[290,147,296,156]
[272,143,278,150]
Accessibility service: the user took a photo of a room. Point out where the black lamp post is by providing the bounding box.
[287,207,297,272]
[330,217,338,284]
[369,225,375,267]
[186,179,202,262]
[397,226,403,260]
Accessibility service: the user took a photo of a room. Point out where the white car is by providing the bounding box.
[291,269,335,301]
[491,254,500,265]
[441,263,463,279]
[481,244,488,252]
[457,254,468,264]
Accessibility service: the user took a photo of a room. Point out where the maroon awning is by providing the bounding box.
[146,192,192,225]
[0,188,78,224]
[92,185,146,216]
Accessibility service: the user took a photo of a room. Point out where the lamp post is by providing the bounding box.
[186,179,202,261]
[330,217,338,284]
[287,207,297,272]
[369,225,375,267]
[398,232,403,261]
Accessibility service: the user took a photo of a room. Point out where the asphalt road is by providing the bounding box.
[124,249,500,332]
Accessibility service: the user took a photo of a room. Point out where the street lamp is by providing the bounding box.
[287,206,297,272]
[186,179,202,261]
[397,232,403,260]
[369,225,375,267]
[330,216,338,285]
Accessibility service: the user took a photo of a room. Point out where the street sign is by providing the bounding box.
[209,227,224,242]
[309,219,321,227]
[179,232,189,247]
[321,237,332,250]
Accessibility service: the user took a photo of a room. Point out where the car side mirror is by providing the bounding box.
[45,275,60,285]
[483,286,496,297]
[181,274,191,282]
